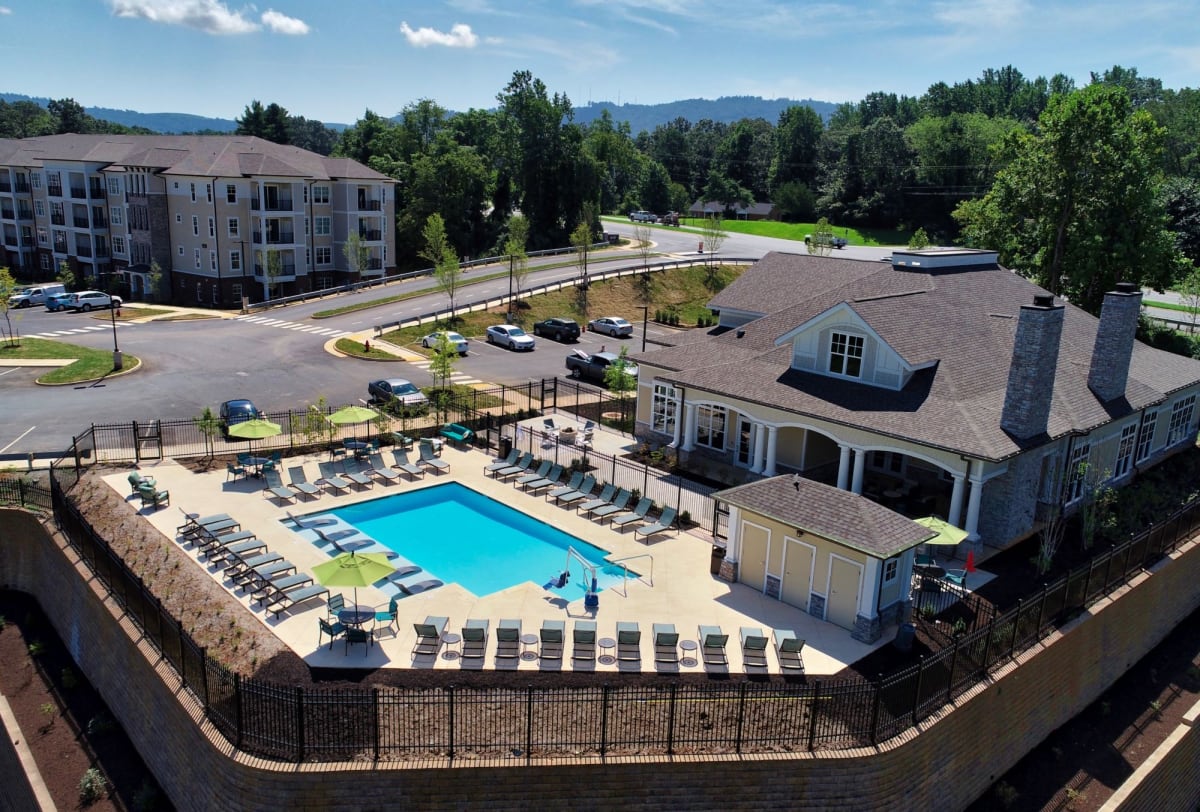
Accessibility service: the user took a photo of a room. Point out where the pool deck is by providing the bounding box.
[110,440,899,676]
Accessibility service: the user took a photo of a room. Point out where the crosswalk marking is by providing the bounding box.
[233,314,351,338]
[25,323,132,340]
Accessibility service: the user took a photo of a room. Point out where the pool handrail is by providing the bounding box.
[608,553,654,596]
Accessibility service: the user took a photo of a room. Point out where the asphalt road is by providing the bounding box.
[1,223,889,459]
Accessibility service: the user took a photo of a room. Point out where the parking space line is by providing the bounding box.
[0,425,36,454]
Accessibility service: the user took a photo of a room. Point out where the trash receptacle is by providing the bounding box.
[710,545,726,575]
[499,435,513,458]
[894,622,916,653]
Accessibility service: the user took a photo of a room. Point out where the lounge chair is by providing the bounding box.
[338,458,375,490]
[226,461,247,481]
[176,510,234,536]
[542,418,559,441]
[540,620,566,660]
[374,597,400,637]
[589,488,631,521]
[412,616,448,656]
[252,572,315,607]
[384,564,423,586]
[577,483,616,516]
[236,559,296,591]
[267,584,329,618]
[774,629,806,671]
[698,625,729,666]
[546,471,584,502]
[740,627,770,668]
[485,449,520,475]
[223,550,282,581]
[178,514,238,541]
[391,449,426,480]
[496,618,522,659]
[616,621,641,661]
[610,497,653,529]
[398,579,444,596]
[554,474,596,507]
[345,626,372,655]
[285,509,336,529]
[262,469,298,504]
[286,467,321,501]
[138,482,170,509]
[204,536,264,566]
[318,617,345,649]
[636,507,678,542]
[418,440,450,474]
[652,623,679,664]
[196,526,256,555]
[494,452,534,480]
[316,462,351,495]
[514,460,552,489]
[522,463,563,493]
[572,620,597,662]
[461,619,490,659]
[366,452,402,484]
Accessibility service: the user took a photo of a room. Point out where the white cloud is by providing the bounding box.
[0,7,12,15]
[493,35,620,72]
[261,9,309,36]
[399,21,480,48]
[931,0,1031,31]
[109,0,259,35]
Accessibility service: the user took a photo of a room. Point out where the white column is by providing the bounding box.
[837,444,852,490]
[948,470,967,526]
[965,459,985,542]
[851,448,866,494]
[670,399,682,447]
[750,423,766,474]
[763,426,779,476]
[859,558,880,618]
[681,402,697,452]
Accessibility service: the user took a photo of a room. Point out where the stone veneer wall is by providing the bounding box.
[4,506,1200,811]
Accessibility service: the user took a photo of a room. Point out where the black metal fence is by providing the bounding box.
[0,476,50,509]
[45,455,1200,763]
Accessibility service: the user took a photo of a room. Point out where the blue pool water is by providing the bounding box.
[327,482,630,597]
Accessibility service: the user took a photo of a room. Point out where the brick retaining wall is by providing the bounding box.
[3,507,1200,810]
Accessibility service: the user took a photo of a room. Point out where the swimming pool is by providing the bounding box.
[327,482,630,597]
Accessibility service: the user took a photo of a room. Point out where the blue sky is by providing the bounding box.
[3,0,1199,125]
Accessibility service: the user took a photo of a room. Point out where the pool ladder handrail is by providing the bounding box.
[608,553,654,596]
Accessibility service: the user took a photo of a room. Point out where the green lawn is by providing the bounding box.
[0,337,138,384]
[678,217,910,247]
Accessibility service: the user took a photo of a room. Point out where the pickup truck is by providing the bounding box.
[804,234,849,249]
[565,350,640,385]
[629,210,657,223]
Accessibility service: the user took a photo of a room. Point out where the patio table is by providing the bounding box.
[246,456,272,477]
[338,605,375,628]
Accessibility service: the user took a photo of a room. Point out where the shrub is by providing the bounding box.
[79,768,108,806]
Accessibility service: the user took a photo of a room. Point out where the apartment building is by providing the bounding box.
[0,134,396,307]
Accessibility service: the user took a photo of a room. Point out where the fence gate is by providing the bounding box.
[135,420,163,462]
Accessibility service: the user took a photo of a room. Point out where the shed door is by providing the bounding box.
[781,537,814,613]
[738,522,769,592]
[827,556,862,631]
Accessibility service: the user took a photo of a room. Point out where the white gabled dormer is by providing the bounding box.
[774,301,932,391]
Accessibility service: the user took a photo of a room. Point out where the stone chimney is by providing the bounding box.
[1087,282,1142,402]
[1001,294,1065,440]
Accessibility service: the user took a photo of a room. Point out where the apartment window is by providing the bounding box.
[696,405,727,450]
[190,183,196,202]
[1136,409,1158,461]
[206,184,212,203]
[112,236,125,256]
[175,213,182,224]
[37,227,47,245]
[178,245,185,256]
[313,185,330,204]
[315,216,331,236]
[231,283,242,301]
[110,206,122,226]
[302,186,309,204]
[40,253,50,270]
[304,217,309,236]
[652,383,681,434]
[226,217,239,238]
[1114,423,1137,478]
[1168,395,1197,445]
[226,184,237,203]
[210,250,217,271]
[305,248,311,268]
[1066,441,1091,503]
[192,215,198,236]
[207,217,214,238]
[315,246,331,265]
[829,332,864,378]
[194,248,201,269]
[883,558,898,583]
[107,177,120,195]
[32,172,41,189]
[230,250,241,271]
[35,201,44,218]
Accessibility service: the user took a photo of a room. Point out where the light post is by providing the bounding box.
[507,252,514,323]
[639,305,649,353]
[104,270,122,370]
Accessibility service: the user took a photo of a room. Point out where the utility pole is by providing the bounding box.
[640,305,649,353]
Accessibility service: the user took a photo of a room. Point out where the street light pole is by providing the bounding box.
[640,305,649,353]
[507,252,514,323]
[106,271,122,370]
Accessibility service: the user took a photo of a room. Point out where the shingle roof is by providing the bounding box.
[717,475,935,558]
[641,252,1200,461]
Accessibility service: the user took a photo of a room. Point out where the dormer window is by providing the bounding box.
[830,332,864,378]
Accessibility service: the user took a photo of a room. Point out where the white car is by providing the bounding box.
[588,316,633,337]
[68,290,123,312]
[486,324,536,351]
[421,331,469,356]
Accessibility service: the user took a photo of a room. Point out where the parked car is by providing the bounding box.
[44,292,75,312]
[629,210,657,223]
[804,234,849,249]
[532,317,581,342]
[660,212,681,227]
[68,290,122,312]
[9,283,66,309]
[367,378,430,412]
[219,399,260,439]
[587,316,633,338]
[420,331,469,355]
[486,324,536,351]
[565,350,640,385]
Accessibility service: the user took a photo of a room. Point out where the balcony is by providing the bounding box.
[15,181,29,193]
[17,208,32,221]
[51,214,66,226]
[0,181,9,193]
[358,229,382,241]
[70,187,86,199]
[250,198,294,212]
[53,240,68,253]
[253,263,296,277]
[76,244,92,258]
[265,230,295,245]
[0,208,12,220]
[47,185,63,198]
[367,258,383,270]
[73,217,90,228]
[88,185,106,200]
[358,199,382,211]
[4,235,16,247]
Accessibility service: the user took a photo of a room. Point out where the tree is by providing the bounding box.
[47,98,88,134]
[0,267,19,347]
[603,345,638,427]
[770,105,824,192]
[56,260,75,291]
[1160,177,1200,265]
[422,214,462,314]
[954,84,1188,313]
[192,406,221,458]
[343,232,369,283]
[503,214,530,321]
[146,260,164,303]
[570,219,593,314]
[419,213,450,269]
[809,217,836,256]
[700,215,727,269]
[908,228,932,250]
[263,248,284,301]
[701,170,753,216]
[1178,265,1200,332]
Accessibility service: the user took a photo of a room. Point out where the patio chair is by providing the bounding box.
[262,469,298,504]
[485,448,520,475]
[419,439,451,474]
[226,461,247,481]
[522,463,564,493]
[943,568,968,588]
[327,593,346,619]
[286,467,321,501]
[546,471,584,501]
[496,618,522,659]
[337,458,375,490]
[774,629,806,671]
[391,449,426,480]
[740,627,770,668]
[652,623,679,664]
[266,584,329,619]
[542,418,559,440]
[611,497,653,530]
[318,617,346,650]
[316,462,351,495]
[495,452,534,480]
[461,619,490,659]
[616,621,641,661]
[366,452,402,484]
[589,488,631,522]
[412,616,448,657]
[398,579,444,596]
[373,597,400,638]
[345,627,372,655]
[698,626,729,666]
[577,483,616,516]
[572,620,597,662]
[540,620,566,660]
[137,482,170,509]
[636,507,678,543]
[514,460,552,489]
[914,552,938,570]
[127,470,156,495]
[554,474,596,507]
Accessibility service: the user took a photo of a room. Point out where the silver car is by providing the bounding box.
[421,331,469,355]
[367,378,429,411]
[587,316,633,337]
[485,324,536,351]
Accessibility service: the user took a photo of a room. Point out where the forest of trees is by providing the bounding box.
[5,64,1200,312]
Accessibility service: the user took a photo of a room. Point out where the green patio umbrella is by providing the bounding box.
[913,515,969,546]
[326,405,382,445]
[312,551,396,609]
[226,418,283,457]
